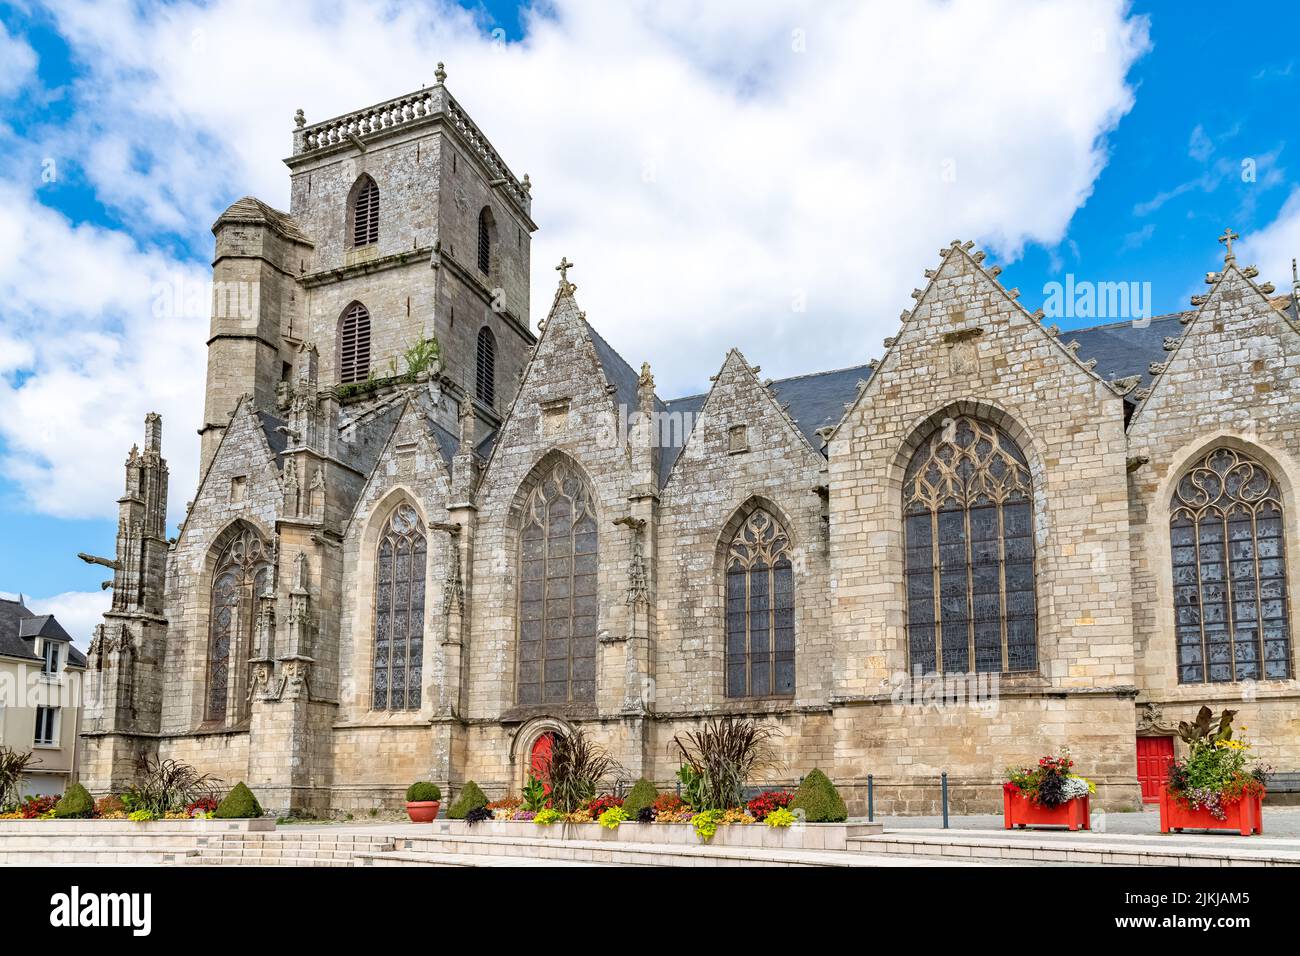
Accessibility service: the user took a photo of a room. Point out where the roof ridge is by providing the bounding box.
[663,360,877,406]
[1072,312,1189,334]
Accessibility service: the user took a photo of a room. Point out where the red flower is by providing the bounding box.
[746,790,793,820]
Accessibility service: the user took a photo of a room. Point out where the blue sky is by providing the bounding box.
[1,0,1298,640]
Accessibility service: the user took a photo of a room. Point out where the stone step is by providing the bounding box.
[848,828,1300,867]
[0,834,202,849]
[0,847,199,866]
[189,854,356,867]
[358,851,621,867]
[197,848,383,862]
[382,832,995,867]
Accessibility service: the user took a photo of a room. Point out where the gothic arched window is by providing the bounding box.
[351,175,379,247]
[339,302,371,384]
[903,415,1037,674]
[476,326,496,406]
[372,503,427,710]
[206,527,273,722]
[517,460,598,706]
[725,507,795,697]
[1170,447,1292,683]
[477,206,493,274]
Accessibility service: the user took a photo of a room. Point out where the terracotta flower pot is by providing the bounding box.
[405,801,440,823]
[1159,787,1262,835]
[1003,790,1090,830]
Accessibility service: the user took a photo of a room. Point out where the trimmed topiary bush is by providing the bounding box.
[214,782,263,819]
[790,769,847,823]
[620,777,658,820]
[54,782,95,818]
[447,780,488,819]
[405,782,442,803]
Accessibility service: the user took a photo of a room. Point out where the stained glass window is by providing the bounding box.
[517,460,598,706]
[725,507,795,697]
[206,527,272,722]
[903,415,1037,674]
[373,503,427,710]
[1170,447,1292,683]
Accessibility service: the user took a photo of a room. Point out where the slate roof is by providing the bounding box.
[215,196,312,245]
[0,598,87,667]
[655,365,872,487]
[649,310,1202,486]
[1067,312,1188,391]
[586,321,645,418]
[467,300,1242,490]
[425,417,460,465]
[257,410,290,465]
[338,402,405,477]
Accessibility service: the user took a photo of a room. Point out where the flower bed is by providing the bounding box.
[1160,707,1269,836]
[1002,750,1094,831]
[427,817,852,850]
[1003,790,1090,830]
[0,817,275,833]
[1159,787,1262,836]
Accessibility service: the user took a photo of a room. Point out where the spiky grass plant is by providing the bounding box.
[126,757,221,816]
[541,729,624,813]
[672,717,779,811]
[0,746,37,809]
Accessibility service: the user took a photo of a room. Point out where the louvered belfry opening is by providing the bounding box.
[352,177,379,247]
[475,326,496,405]
[477,206,492,274]
[340,303,372,384]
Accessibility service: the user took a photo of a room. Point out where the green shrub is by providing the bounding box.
[54,782,95,818]
[447,781,488,819]
[214,782,263,819]
[620,777,658,819]
[790,769,847,823]
[405,781,442,802]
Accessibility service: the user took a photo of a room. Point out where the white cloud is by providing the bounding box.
[0,184,207,522]
[3,0,1150,520]
[0,590,109,649]
[1240,186,1300,293]
[0,21,37,97]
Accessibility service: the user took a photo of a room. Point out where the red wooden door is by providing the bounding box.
[1136,736,1174,803]
[530,732,555,793]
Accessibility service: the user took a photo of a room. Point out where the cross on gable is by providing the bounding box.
[555,256,575,282]
[1218,227,1240,262]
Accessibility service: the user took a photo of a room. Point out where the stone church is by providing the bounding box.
[80,73,1300,815]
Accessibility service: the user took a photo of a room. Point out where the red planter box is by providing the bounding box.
[1003,791,1090,830]
[1159,788,1263,835]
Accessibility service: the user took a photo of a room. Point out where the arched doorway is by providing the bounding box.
[530,732,555,793]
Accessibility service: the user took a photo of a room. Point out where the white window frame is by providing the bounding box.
[42,640,60,675]
[34,706,59,747]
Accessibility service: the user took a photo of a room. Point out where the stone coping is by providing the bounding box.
[422,818,867,850]
[0,818,274,834]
